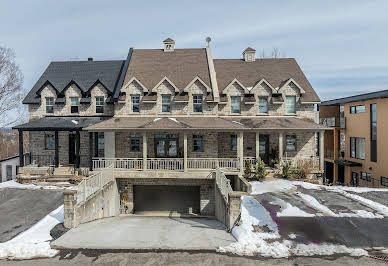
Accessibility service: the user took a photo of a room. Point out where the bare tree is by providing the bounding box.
[259,47,285,59]
[271,47,281,59]
[0,46,24,129]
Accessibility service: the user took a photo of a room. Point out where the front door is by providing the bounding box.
[154,134,178,158]
[259,135,270,164]
[69,133,76,164]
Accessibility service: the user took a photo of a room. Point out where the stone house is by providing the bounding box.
[14,39,325,216]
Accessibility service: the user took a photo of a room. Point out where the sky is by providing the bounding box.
[1,0,388,103]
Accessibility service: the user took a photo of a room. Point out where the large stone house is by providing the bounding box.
[15,38,325,216]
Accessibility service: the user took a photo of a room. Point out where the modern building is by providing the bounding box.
[320,90,388,188]
[14,39,325,216]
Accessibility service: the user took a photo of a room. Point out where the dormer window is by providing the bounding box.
[131,95,140,113]
[70,97,79,113]
[193,95,203,113]
[163,38,175,52]
[96,96,104,113]
[243,47,256,62]
[46,97,54,114]
[285,96,296,114]
[231,96,241,114]
[162,95,171,113]
[258,97,268,113]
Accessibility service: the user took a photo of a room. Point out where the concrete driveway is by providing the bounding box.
[52,216,235,251]
[0,188,63,242]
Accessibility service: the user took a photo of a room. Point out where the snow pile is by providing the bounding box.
[219,196,368,258]
[270,197,314,217]
[0,180,75,190]
[296,192,337,216]
[0,205,64,259]
[338,191,388,216]
[250,179,295,195]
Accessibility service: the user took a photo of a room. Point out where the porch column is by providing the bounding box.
[54,131,59,168]
[319,131,325,171]
[94,132,98,157]
[255,131,260,162]
[184,132,188,172]
[89,132,93,171]
[142,132,147,171]
[18,130,24,167]
[279,132,284,161]
[104,132,115,158]
[75,131,80,168]
[238,131,244,173]
[333,129,339,184]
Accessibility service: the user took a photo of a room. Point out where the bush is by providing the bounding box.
[254,159,267,180]
[244,160,253,178]
[281,160,298,179]
[295,159,316,179]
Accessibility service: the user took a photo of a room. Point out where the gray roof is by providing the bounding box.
[13,116,110,131]
[320,89,388,106]
[23,60,125,104]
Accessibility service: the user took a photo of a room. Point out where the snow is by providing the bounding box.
[0,205,64,259]
[250,179,295,195]
[71,120,78,125]
[270,197,315,217]
[168,117,180,123]
[0,180,75,190]
[292,243,368,257]
[339,191,388,216]
[153,118,161,122]
[231,120,244,126]
[296,192,337,216]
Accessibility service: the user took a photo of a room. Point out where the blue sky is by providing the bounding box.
[1,0,387,101]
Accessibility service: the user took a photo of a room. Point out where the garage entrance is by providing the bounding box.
[134,185,200,214]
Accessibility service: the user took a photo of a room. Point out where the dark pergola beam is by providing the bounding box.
[18,130,24,167]
[94,132,99,157]
[75,131,80,168]
[54,131,59,167]
[89,132,93,171]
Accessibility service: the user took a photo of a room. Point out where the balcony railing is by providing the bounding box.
[319,116,346,128]
[187,158,239,170]
[147,158,184,171]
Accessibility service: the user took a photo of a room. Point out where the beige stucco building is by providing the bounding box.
[320,90,388,188]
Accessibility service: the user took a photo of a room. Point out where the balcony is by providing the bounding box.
[320,116,346,128]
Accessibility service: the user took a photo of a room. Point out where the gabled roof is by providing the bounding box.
[214,58,320,103]
[123,49,212,93]
[23,60,125,104]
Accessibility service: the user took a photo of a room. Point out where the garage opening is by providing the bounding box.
[134,185,200,215]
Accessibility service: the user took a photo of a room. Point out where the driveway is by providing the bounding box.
[51,216,235,250]
[0,188,63,242]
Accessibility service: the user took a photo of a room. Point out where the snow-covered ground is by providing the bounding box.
[219,179,388,257]
[0,205,64,259]
[0,180,75,190]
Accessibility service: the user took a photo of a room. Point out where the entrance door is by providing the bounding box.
[338,165,345,184]
[154,135,178,158]
[69,133,76,164]
[259,135,270,164]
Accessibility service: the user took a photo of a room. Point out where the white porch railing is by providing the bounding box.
[187,158,238,170]
[215,168,233,203]
[77,164,114,204]
[243,157,256,166]
[93,158,143,170]
[147,158,184,171]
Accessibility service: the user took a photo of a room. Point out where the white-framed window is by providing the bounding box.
[258,96,268,113]
[285,96,296,114]
[162,95,171,113]
[193,95,203,112]
[131,95,140,113]
[285,135,297,151]
[96,96,104,113]
[231,96,241,114]
[350,137,365,160]
[70,97,79,113]
[231,135,237,151]
[46,97,54,114]
[45,133,55,150]
[193,135,203,152]
[130,137,141,152]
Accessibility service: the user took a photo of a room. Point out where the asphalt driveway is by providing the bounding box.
[0,188,63,242]
[51,216,235,250]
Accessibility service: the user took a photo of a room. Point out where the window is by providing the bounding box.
[70,97,79,113]
[370,104,377,162]
[350,137,365,159]
[162,95,171,113]
[381,176,388,187]
[231,135,237,151]
[46,97,54,114]
[98,132,104,154]
[285,96,296,114]
[193,95,203,113]
[6,165,12,181]
[231,96,241,114]
[96,97,104,113]
[351,172,359,187]
[45,133,55,150]
[285,135,297,151]
[360,172,372,182]
[350,105,365,114]
[193,135,203,152]
[130,137,141,152]
[131,95,140,113]
[258,97,268,113]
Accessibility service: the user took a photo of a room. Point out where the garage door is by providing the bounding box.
[134,185,200,214]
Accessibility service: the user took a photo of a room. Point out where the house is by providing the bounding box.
[320,89,388,188]
[13,38,325,216]
[1,153,30,182]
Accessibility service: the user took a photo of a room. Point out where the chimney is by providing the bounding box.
[242,47,256,62]
[88,57,93,61]
[163,38,175,52]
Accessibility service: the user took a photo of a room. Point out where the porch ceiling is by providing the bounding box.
[84,116,327,131]
[13,116,111,131]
